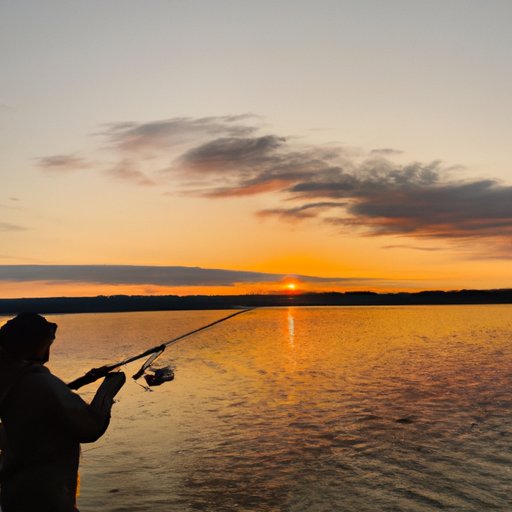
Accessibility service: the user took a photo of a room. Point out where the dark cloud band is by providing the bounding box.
[0,265,369,287]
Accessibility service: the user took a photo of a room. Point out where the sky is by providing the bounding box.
[1,0,511,297]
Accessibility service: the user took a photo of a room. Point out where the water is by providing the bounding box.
[2,305,512,511]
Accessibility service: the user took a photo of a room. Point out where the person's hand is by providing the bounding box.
[90,371,127,421]
[100,371,126,397]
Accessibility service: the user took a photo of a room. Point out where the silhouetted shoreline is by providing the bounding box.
[0,289,511,314]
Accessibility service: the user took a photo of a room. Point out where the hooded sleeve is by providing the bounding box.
[24,368,124,444]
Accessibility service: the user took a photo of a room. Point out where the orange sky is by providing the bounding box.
[1,2,511,298]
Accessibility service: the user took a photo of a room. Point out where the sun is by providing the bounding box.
[285,282,297,291]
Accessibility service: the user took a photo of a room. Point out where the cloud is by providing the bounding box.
[35,115,512,256]
[0,255,41,262]
[204,178,297,198]
[100,115,258,156]
[176,133,346,199]
[0,222,27,232]
[382,245,444,252]
[180,135,286,172]
[36,154,90,172]
[0,265,370,287]
[105,160,156,186]
[370,148,403,156]
[241,155,512,251]
[258,202,346,222]
[314,175,512,241]
[36,115,260,186]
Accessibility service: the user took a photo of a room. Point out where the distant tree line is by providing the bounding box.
[0,289,511,315]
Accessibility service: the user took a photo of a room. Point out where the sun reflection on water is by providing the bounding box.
[287,308,295,348]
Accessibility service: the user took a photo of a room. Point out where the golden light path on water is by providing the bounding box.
[3,306,512,511]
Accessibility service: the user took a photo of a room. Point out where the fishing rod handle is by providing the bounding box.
[67,365,113,390]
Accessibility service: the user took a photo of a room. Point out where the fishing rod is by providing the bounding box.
[68,308,254,390]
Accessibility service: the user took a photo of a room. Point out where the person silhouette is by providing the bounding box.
[0,313,125,512]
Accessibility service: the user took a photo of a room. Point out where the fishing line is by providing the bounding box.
[68,308,254,390]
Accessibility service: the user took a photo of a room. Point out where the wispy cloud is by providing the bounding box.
[0,265,371,287]
[257,202,346,222]
[80,115,261,186]
[0,255,42,262]
[104,160,156,186]
[370,148,403,156]
[382,244,445,252]
[0,222,27,232]
[100,115,258,156]
[35,115,512,257]
[36,154,91,172]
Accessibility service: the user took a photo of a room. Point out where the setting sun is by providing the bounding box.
[286,282,297,291]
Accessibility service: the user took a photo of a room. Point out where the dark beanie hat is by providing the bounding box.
[0,313,57,356]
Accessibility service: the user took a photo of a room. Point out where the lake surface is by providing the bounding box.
[3,305,512,511]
